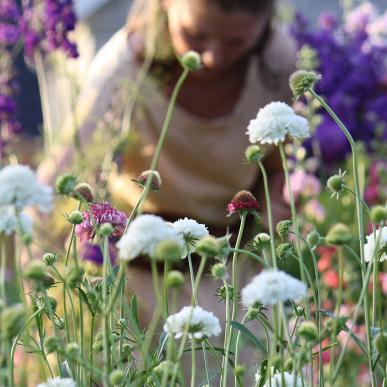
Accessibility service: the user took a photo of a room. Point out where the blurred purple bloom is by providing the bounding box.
[291,4,387,165]
[75,202,128,242]
[79,241,117,266]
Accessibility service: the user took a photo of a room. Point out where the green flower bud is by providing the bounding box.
[285,358,293,372]
[46,295,58,314]
[253,233,271,248]
[166,270,185,288]
[73,182,94,202]
[246,306,260,321]
[325,223,352,246]
[22,234,33,245]
[195,235,220,257]
[327,170,346,199]
[373,333,387,358]
[289,70,321,98]
[276,220,292,241]
[1,304,26,339]
[154,239,182,262]
[133,169,162,192]
[272,355,282,369]
[54,317,65,330]
[295,306,305,317]
[66,343,80,358]
[276,242,293,261]
[180,51,201,71]
[370,205,387,224]
[297,321,319,342]
[68,210,84,225]
[234,364,246,377]
[99,222,114,237]
[42,252,56,266]
[109,369,125,385]
[324,316,348,337]
[244,145,265,164]
[23,260,47,282]
[66,267,84,289]
[153,360,174,378]
[306,230,321,246]
[210,262,228,280]
[55,173,77,196]
[44,336,60,354]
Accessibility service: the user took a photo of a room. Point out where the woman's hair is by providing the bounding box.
[125,0,276,83]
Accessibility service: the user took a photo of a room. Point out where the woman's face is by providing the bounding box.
[165,0,269,78]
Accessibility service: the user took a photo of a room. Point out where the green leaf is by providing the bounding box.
[230,321,267,353]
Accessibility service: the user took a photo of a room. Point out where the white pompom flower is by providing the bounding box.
[0,206,32,236]
[0,165,53,212]
[364,226,387,263]
[246,102,310,145]
[116,214,184,261]
[264,371,303,387]
[241,270,307,307]
[37,377,76,387]
[172,217,209,257]
[164,306,221,340]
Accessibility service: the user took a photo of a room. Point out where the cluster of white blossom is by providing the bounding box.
[364,226,387,262]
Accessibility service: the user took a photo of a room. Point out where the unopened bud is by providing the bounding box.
[73,183,94,202]
[276,220,292,241]
[42,252,56,266]
[180,51,201,70]
[166,270,185,288]
[289,70,321,98]
[68,210,84,225]
[245,145,265,164]
[23,260,47,282]
[99,222,114,237]
[195,236,220,257]
[134,170,162,192]
[297,321,319,342]
[55,173,77,195]
[210,263,228,280]
[154,239,182,262]
[370,205,387,224]
[325,223,352,246]
[109,369,125,385]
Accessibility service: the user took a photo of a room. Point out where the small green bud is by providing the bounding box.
[246,306,260,321]
[195,235,220,257]
[133,169,162,192]
[46,295,58,313]
[327,170,346,199]
[180,50,201,70]
[42,252,56,266]
[166,270,185,288]
[66,267,84,288]
[66,343,80,358]
[324,316,348,337]
[73,182,94,202]
[99,222,114,237]
[22,234,33,245]
[210,262,228,280]
[68,210,84,225]
[297,321,319,342]
[23,260,47,282]
[253,233,271,248]
[306,230,321,246]
[55,173,77,195]
[54,317,65,330]
[234,364,246,377]
[245,145,265,164]
[370,205,387,224]
[276,220,292,241]
[44,336,60,354]
[154,239,182,262]
[285,358,293,372]
[272,355,282,369]
[109,369,125,385]
[295,306,305,317]
[373,333,387,358]
[1,304,26,339]
[276,242,293,261]
[289,70,321,98]
[153,360,174,378]
[325,223,352,246]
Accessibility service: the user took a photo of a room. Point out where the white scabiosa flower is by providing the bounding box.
[172,217,209,257]
[0,165,53,212]
[116,214,184,261]
[264,371,303,387]
[0,206,32,236]
[364,226,387,262]
[37,377,77,387]
[163,306,221,340]
[246,102,310,145]
[241,270,307,307]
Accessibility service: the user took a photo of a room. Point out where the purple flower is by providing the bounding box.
[291,6,387,165]
[79,241,117,266]
[75,202,128,242]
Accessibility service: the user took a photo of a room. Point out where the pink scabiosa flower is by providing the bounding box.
[282,169,321,204]
[75,201,127,242]
[227,190,259,217]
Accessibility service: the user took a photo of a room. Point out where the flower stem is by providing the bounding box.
[190,340,196,387]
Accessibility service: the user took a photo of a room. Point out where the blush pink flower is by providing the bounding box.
[322,269,340,288]
[283,169,321,204]
[75,202,127,241]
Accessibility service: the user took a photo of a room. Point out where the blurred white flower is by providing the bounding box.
[37,378,76,387]
[0,165,53,212]
[364,226,387,262]
[172,217,209,257]
[116,214,184,261]
[241,270,307,307]
[264,371,303,387]
[0,206,32,236]
[163,306,221,340]
[246,102,310,145]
